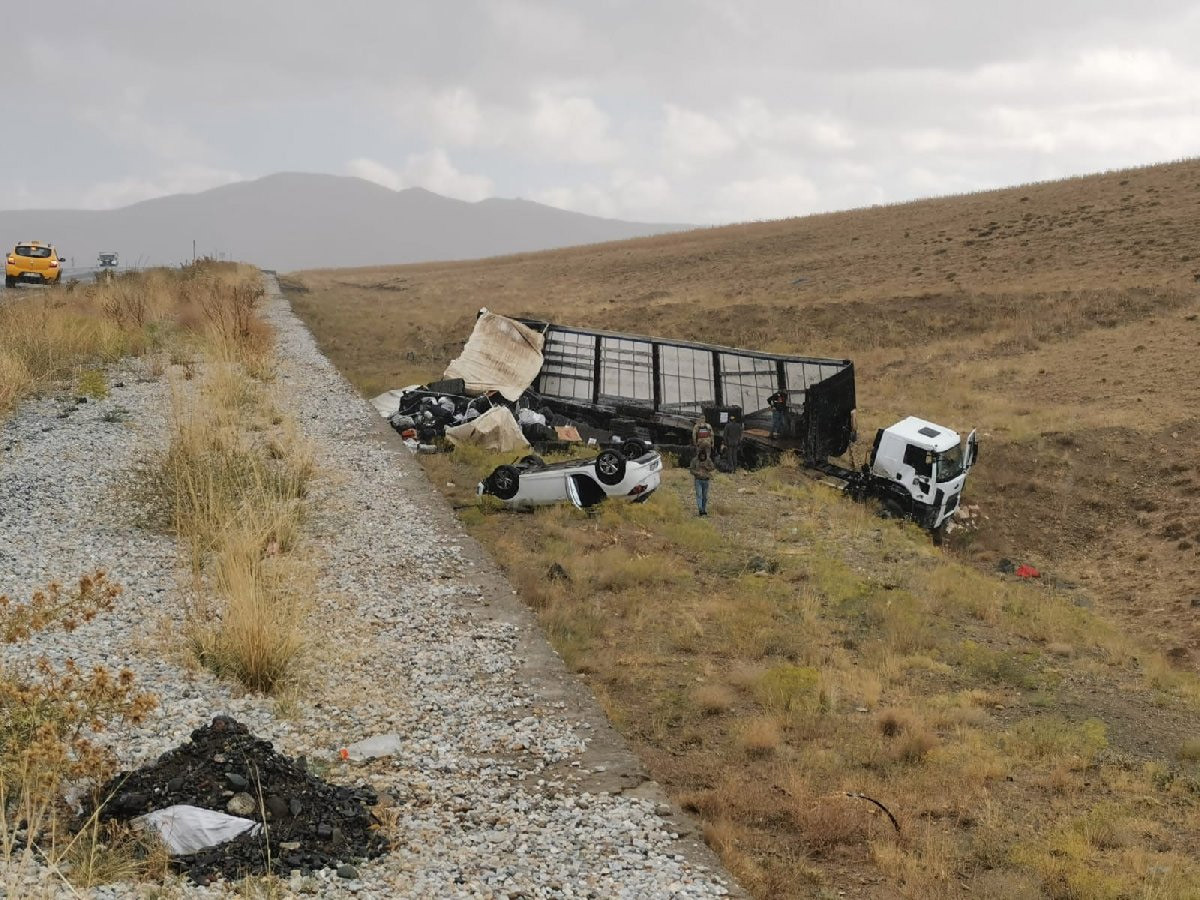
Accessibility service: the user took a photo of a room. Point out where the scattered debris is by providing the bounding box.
[341,734,403,762]
[444,406,530,453]
[746,555,780,575]
[1015,564,1041,579]
[93,716,387,883]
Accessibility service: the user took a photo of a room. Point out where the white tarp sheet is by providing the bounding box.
[444,406,530,453]
[443,312,545,402]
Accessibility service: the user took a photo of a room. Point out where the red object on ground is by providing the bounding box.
[1015,564,1041,578]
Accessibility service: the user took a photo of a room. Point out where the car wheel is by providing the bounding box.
[621,439,645,460]
[878,499,905,520]
[595,449,627,485]
[487,464,521,500]
[3,276,13,289]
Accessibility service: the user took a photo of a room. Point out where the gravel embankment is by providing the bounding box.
[0,277,734,898]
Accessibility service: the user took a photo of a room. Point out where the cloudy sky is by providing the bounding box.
[5,0,1198,224]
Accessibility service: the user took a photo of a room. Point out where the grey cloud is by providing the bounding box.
[3,1,1197,224]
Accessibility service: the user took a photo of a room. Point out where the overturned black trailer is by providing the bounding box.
[517,318,856,463]
[515,318,976,533]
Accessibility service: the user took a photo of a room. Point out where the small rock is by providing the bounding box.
[336,865,358,879]
[226,772,249,790]
[226,792,256,816]
[289,798,303,817]
[265,795,289,820]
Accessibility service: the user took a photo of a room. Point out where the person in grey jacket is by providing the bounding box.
[690,445,716,516]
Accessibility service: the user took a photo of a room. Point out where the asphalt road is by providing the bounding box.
[2,266,135,294]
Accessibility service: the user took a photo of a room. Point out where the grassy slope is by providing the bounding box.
[287,160,1200,898]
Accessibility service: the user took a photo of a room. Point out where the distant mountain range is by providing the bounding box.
[0,173,691,272]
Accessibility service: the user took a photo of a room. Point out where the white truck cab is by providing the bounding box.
[868,416,977,530]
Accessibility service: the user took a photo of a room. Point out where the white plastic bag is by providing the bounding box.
[135,805,262,855]
[517,408,547,427]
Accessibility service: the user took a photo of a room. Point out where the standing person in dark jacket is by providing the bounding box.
[723,412,743,471]
[768,390,789,439]
[690,445,716,515]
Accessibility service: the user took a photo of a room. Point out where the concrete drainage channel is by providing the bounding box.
[0,273,740,896]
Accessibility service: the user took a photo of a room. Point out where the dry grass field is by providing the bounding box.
[287,159,1200,897]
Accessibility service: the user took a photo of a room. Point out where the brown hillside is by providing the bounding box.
[287,158,1200,664]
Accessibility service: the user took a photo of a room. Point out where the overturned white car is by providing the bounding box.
[478,448,662,509]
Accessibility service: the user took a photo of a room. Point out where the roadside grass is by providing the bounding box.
[137,278,315,695]
[413,446,1200,898]
[1,262,317,699]
[0,263,265,423]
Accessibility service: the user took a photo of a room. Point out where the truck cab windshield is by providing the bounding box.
[937,443,966,481]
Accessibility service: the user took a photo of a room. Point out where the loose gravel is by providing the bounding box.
[0,277,734,898]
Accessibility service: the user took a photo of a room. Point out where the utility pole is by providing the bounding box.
[192,239,196,263]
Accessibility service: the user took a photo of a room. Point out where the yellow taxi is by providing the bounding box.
[5,241,64,287]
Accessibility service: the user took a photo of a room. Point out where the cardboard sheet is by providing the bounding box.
[443,312,545,402]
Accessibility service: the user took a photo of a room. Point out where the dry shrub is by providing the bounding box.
[875,707,939,763]
[702,817,739,855]
[753,664,821,718]
[153,375,311,570]
[149,357,314,694]
[190,276,273,375]
[0,574,160,888]
[0,263,264,426]
[727,661,767,691]
[692,683,736,715]
[891,727,939,764]
[792,793,878,850]
[876,707,916,738]
[570,546,684,592]
[738,715,782,756]
[187,532,312,694]
[1178,738,1200,762]
[0,350,31,419]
